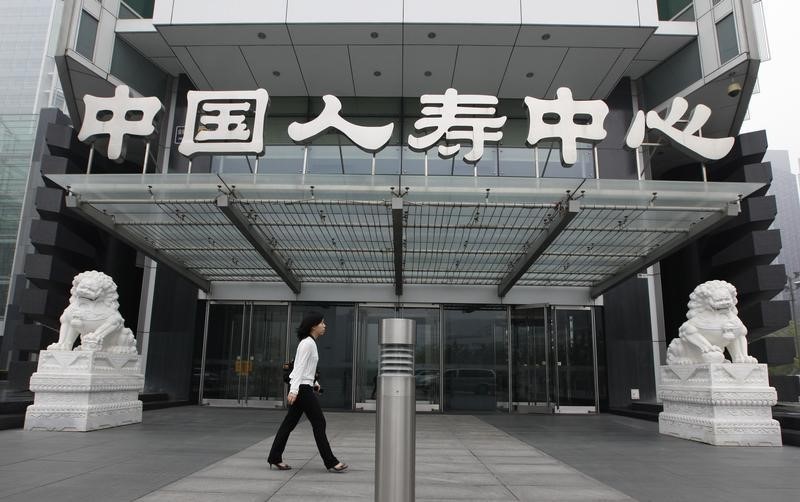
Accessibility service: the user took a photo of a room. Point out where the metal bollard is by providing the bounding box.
[375,318,415,502]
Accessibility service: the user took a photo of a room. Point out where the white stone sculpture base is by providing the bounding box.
[658,363,782,446]
[24,350,144,432]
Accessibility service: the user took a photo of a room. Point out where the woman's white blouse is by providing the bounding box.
[289,337,319,395]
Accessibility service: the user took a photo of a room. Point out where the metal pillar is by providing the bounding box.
[375,318,415,502]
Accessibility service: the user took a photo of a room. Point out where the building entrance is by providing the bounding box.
[511,306,598,413]
[201,303,288,407]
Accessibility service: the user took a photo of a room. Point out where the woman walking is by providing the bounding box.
[267,312,348,473]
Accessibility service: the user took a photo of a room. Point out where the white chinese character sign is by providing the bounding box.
[524,87,608,166]
[78,85,162,161]
[625,96,734,161]
[75,84,736,167]
[288,95,393,152]
[408,88,506,163]
[179,89,269,157]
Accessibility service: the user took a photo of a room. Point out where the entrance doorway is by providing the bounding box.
[201,303,288,407]
[511,306,598,413]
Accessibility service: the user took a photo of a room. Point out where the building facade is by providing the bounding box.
[3,0,796,412]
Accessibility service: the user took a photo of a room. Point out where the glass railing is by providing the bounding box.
[203,143,597,179]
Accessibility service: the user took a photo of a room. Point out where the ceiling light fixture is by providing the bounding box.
[424,70,432,77]
[427,32,436,39]
[541,33,551,41]
[272,71,280,77]
[257,32,266,40]
[526,72,534,78]
[374,71,382,77]
[370,32,379,39]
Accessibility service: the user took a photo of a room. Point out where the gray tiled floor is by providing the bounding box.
[0,407,797,501]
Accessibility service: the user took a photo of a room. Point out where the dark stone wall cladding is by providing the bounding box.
[3,110,144,391]
[603,130,794,408]
[658,130,792,369]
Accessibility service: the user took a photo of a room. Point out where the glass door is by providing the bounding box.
[511,306,552,413]
[243,305,289,407]
[552,308,597,413]
[511,306,597,414]
[354,305,441,412]
[202,303,288,407]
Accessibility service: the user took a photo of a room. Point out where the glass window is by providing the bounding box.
[119,1,155,19]
[717,14,739,64]
[443,306,508,411]
[642,40,702,110]
[657,0,693,21]
[110,36,167,98]
[75,11,98,60]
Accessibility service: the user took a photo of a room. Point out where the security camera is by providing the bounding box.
[727,82,742,98]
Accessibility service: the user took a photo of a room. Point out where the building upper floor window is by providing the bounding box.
[75,11,98,60]
[716,13,740,64]
[657,0,694,21]
[119,0,154,19]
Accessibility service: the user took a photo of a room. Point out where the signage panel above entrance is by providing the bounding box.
[77,85,735,165]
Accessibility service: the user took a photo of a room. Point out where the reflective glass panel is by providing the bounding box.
[306,145,342,174]
[717,14,739,64]
[511,308,549,407]
[244,305,288,404]
[404,307,440,407]
[76,11,97,60]
[355,307,396,406]
[553,309,596,407]
[538,142,595,179]
[203,304,245,400]
[443,306,508,411]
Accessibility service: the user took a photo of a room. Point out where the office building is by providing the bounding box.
[3,0,796,413]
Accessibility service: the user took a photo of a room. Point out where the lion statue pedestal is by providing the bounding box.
[24,271,144,432]
[658,280,781,446]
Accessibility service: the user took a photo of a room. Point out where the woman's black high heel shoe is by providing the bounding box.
[328,462,348,473]
[268,462,292,471]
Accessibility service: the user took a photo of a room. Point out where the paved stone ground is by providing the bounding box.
[0,407,798,501]
[137,413,630,502]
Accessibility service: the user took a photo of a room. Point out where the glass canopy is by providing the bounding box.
[46,173,763,295]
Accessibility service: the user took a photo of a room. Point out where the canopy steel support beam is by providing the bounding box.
[66,193,211,292]
[589,201,740,298]
[216,194,301,294]
[498,199,580,297]
[392,196,404,296]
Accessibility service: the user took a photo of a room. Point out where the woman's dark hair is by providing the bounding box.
[297,312,324,340]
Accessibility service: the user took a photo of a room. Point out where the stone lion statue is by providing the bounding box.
[47,271,137,354]
[666,280,757,365]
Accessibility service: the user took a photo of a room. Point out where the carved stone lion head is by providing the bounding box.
[686,280,738,319]
[70,270,119,310]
